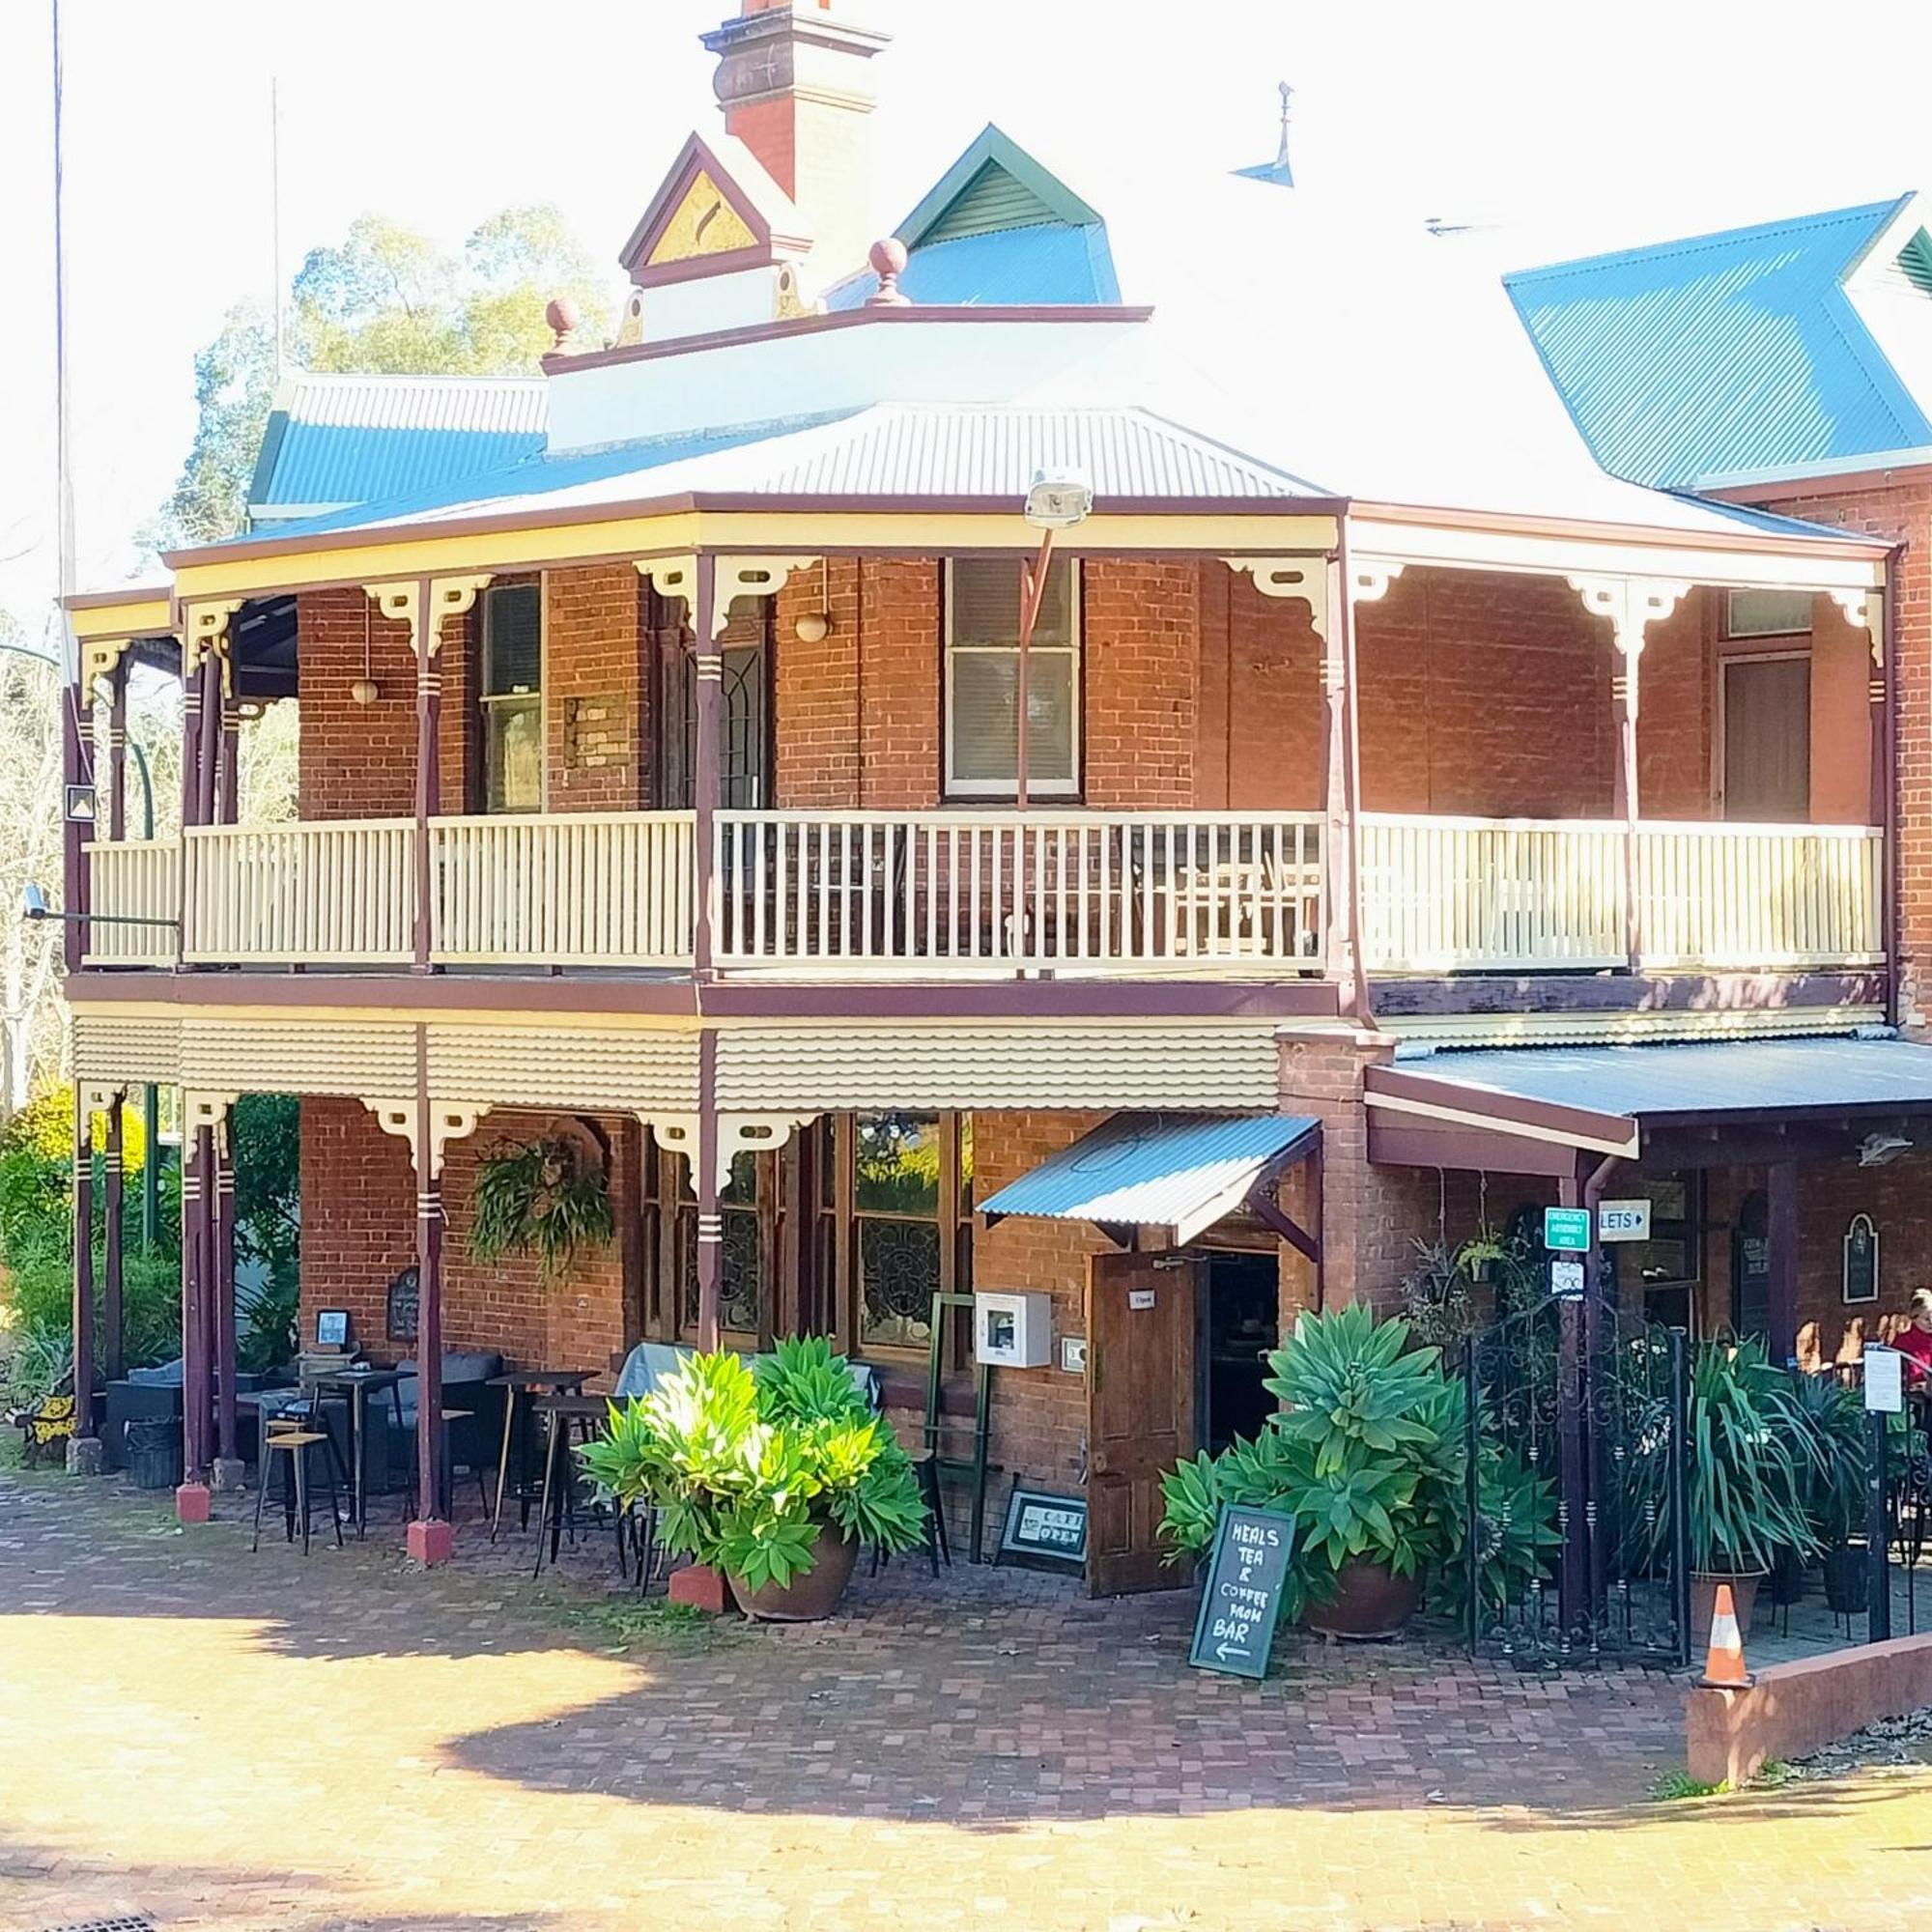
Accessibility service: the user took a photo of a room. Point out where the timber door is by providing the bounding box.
[1721,655,1809,821]
[1087,1252,1198,1596]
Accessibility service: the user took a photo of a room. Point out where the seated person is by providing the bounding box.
[1894,1287,1932,1387]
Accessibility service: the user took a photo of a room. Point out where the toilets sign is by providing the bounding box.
[1188,1505,1295,1680]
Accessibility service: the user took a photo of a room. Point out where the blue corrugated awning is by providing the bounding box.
[980,1112,1320,1244]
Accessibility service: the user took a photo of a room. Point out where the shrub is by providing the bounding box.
[1158,1302,1559,1621]
[581,1337,929,1591]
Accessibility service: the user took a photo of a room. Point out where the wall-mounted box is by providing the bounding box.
[975,1290,1052,1369]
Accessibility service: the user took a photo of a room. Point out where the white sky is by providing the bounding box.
[3,0,1931,628]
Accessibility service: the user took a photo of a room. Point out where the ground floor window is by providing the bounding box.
[639,1112,974,1361]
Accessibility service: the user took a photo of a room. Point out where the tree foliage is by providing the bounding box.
[156,206,611,547]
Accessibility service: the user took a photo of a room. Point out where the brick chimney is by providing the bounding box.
[701,0,890,289]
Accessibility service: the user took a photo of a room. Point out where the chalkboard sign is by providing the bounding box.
[386,1266,420,1344]
[1188,1504,1295,1679]
[996,1485,1088,1569]
[1842,1213,1880,1305]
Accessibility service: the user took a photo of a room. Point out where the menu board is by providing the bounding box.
[1188,1504,1295,1680]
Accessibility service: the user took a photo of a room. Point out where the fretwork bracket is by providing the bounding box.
[361,1097,494,1181]
[181,602,243,679]
[1827,587,1886,667]
[642,1113,813,1166]
[708,556,819,639]
[1225,557,1329,639]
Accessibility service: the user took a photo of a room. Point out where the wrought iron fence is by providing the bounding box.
[1463,1293,1690,1667]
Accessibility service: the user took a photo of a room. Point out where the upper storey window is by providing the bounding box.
[481,583,543,813]
[945,556,1080,799]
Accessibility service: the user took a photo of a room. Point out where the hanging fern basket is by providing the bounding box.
[468,1126,614,1280]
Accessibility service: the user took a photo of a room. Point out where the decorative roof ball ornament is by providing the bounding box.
[864,237,911,307]
[545,293,582,351]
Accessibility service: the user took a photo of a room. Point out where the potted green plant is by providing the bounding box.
[1783,1371,1868,1614]
[1673,1339,1821,1641]
[1160,1304,1556,1640]
[580,1337,929,1621]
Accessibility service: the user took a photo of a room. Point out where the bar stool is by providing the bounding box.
[253,1417,344,1554]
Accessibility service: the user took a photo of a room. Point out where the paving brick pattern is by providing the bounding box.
[3,1469,1931,1931]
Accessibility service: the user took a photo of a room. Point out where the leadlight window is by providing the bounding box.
[673,1150,763,1341]
[481,582,543,812]
[945,556,1079,797]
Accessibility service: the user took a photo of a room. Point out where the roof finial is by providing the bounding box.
[1274,81,1293,175]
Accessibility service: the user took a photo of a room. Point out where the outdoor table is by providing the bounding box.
[529,1392,616,1578]
[303,1366,412,1539]
[488,1369,595,1544]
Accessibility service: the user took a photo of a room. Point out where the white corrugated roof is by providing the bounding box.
[271,372,548,434]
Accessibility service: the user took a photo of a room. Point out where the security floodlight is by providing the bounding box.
[21,882,49,921]
[1024,468,1094,530]
[1859,1133,1914,1169]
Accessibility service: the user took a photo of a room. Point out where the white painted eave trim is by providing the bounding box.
[1694,445,1932,494]
[1348,514,1888,591]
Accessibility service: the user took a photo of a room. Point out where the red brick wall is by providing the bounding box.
[1734,475,1922,1023]
[1355,569,1617,817]
[545,565,649,811]
[298,1097,641,1388]
[297,589,420,819]
[1194,566,1325,811]
[1082,560,1198,808]
[1694,1154,1932,1371]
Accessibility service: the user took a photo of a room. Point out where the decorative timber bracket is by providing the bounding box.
[645,1113,813,1162]
[1566,576,1691,721]
[361,1098,495,1180]
[635,554,819,639]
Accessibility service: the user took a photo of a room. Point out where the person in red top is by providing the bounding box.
[1894,1288,1932,1387]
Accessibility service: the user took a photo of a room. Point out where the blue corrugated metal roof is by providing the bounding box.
[238,413,857,544]
[248,375,549,517]
[234,404,1318,546]
[824,221,1119,311]
[1404,1037,1932,1122]
[980,1112,1320,1242]
[1506,198,1932,488]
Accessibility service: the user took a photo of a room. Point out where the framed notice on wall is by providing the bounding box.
[1842,1214,1880,1305]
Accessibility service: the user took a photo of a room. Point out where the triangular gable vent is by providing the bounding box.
[922,160,1063,244]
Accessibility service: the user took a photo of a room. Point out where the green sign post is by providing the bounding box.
[1543,1206,1591,1253]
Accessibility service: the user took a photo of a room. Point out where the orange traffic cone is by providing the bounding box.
[1698,1582,1754,1690]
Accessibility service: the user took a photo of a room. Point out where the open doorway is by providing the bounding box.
[1200,1249,1279,1452]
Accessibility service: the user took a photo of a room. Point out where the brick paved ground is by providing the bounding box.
[2,1465,1930,1932]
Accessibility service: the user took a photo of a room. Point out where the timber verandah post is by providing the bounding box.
[692,554,725,1350]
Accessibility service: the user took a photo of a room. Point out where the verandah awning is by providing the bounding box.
[980,1111,1320,1245]
[1365,1034,1932,1173]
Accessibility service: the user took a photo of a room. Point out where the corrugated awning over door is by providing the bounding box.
[980,1111,1321,1244]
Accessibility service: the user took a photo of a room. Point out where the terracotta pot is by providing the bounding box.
[1301,1557,1422,1640]
[1690,1569,1765,1650]
[727,1524,860,1622]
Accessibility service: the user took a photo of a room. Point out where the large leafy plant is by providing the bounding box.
[1158,1303,1558,1617]
[1621,1336,1821,1577]
[468,1134,613,1281]
[580,1337,928,1593]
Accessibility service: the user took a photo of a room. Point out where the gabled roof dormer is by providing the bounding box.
[607,129,819,347]
[825,124,1120,310]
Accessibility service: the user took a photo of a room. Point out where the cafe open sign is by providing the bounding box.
[1188,1504,1295,1680]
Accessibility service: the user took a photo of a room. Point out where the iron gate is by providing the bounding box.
[1463,1290,1690,1666]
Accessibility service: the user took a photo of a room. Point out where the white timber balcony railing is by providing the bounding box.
[714,810,1327,973]
[184,821,415,964]
[83,810,1883,980]
[81,839,180,966]
[430,812,695,966]
[1360,813,1884,975]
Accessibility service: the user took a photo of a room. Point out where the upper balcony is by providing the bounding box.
[67,503,1895,1030]
[85,805,1881,982]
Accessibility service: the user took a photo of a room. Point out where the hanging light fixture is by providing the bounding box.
[793,558,834,643]
[350,599,379,704]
